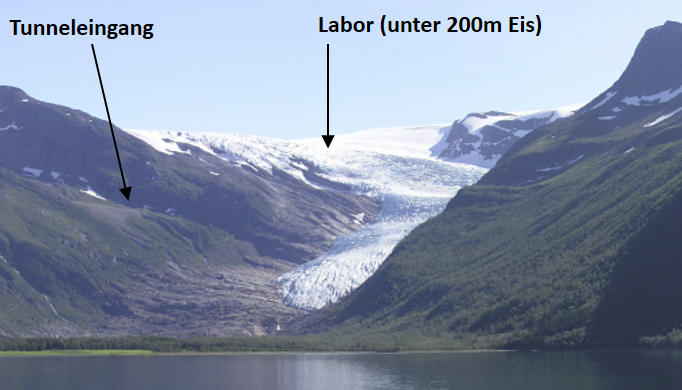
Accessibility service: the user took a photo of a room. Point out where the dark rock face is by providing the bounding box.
[0,86,378,337]
[611,21,682,97]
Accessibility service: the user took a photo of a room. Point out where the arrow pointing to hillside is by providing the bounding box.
[322,44,335,148]
[91,44,132,200]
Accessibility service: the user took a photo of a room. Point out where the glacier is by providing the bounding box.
[126,105,580,311]
[127,124,486,310]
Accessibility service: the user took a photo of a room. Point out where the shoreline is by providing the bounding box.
[2,347,674,357]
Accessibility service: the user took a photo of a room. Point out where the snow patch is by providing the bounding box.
[0,122,21,131]
[598,116,616,121]
[50,171,61,180]
[0,254,19,275]
[644,107,682,128]
[0,255,18,275]
[21,99,28,103]
[589,91,617,110]
[536,155,584,172]
[568,155,584,165]
[22,167,43,177]
[43,295,60,316]
[537,165,563,172]
[80,186,106,201]
[623,85,682,106]
[125,129,214,156]
[209,171,219,176]
[624,147,635,154]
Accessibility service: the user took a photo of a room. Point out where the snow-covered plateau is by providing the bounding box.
[125,105,580,310]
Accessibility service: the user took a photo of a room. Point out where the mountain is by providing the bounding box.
[129,110,583,312]
[300,21,682,349]
[438,104,583,168]
[0,86,378,337]
[0,80,575,337]
[124,125,488,312]
[0,78,589,337]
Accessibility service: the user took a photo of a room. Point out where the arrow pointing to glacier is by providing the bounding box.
[322,44,335,148]
[91,44,132,200]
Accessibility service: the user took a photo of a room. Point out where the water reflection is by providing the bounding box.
[1,350,681,390]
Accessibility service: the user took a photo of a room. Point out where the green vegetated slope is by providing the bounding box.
[0,166,254,336]
[304,21,682,349]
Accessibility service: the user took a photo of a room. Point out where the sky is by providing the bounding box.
[3,0,682,140]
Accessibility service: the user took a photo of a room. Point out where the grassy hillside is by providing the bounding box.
[0,166,260,336]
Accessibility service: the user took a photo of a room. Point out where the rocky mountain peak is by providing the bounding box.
[583,21,682,116]
[612,21,682,97]
[0,85,32,106]
[438,106,581,168]
[480,20,682,187]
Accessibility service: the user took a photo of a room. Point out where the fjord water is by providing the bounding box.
[2,350,681,390]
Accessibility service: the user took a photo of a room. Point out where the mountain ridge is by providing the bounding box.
[296,20,682,348]
[0,85,380,337]
[438,104,583,168]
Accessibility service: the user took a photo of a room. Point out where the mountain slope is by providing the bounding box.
[1,83,550,336]
[0,165,275,336]
[0,86,377,264]
[302,21,682,348]
[0,86,378,337]
[438,104,583,168]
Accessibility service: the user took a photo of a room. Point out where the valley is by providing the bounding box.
[2,21,681,350]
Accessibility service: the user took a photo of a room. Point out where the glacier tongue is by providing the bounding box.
[125,124,487,310]
[275,153,486,310]
[276,128,486,309]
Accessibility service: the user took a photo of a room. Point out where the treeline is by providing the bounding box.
[0,336,324,353]
[2,332,682,352]
[0,334,411,353]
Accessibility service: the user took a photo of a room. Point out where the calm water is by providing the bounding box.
[2,350,681,390]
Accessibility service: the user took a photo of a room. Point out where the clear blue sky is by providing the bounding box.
[3,0,682,139]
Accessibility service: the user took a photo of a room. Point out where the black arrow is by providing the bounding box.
[322,43,335,148]
[91,44,132,200]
